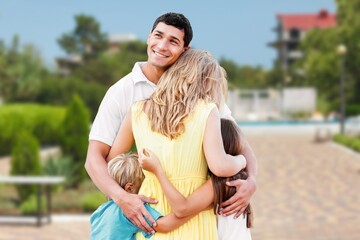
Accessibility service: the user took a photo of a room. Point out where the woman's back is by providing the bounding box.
[132,100,217,240]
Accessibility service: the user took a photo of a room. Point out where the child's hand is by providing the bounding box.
[139,148,162,174]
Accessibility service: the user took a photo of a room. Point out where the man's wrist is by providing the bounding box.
[246,175,257,192]
[112,188,129,206]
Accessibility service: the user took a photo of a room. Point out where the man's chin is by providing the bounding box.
[149,61,170,70]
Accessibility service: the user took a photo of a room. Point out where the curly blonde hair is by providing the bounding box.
[145,49,227,139]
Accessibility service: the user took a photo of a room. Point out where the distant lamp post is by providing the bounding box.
[337,44,347,134]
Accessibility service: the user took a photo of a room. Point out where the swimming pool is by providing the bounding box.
[236,120,340,135]
[237,120,338,127]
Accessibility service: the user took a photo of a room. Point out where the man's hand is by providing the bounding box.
[219,176,256,218]
[115,192,158,234]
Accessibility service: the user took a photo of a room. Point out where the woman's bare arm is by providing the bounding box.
[203,108,246,177]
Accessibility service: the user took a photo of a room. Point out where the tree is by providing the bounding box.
[11,130,42,202]
[291,1,360,113]
[220,58,270,89]
[69,40,147,86]
[58,14,107,62]
[0,35,46,103]
[336,0,360,104]
[60,94,90,187]
[293,28,341,110]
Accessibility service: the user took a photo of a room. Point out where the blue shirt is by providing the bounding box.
[90,200,162,240]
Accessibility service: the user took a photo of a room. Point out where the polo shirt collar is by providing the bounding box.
[132,62,156,87]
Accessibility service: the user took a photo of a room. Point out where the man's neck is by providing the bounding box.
[141,62,165,85]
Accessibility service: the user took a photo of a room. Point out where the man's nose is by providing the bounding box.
[157,39,169,50]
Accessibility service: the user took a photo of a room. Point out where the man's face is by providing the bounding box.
[147,22,189,70]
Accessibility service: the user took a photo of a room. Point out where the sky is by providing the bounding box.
[0,1,336,70]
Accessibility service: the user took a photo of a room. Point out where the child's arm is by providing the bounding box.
[139,148,214,218]
[154,213,194,232]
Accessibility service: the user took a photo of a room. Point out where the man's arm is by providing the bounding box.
[85,111,157,234]
[220,128,258,218]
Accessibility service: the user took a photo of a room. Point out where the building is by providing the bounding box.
[55,33,137,75]
[107,33,137,54]
[227,87,316,121]
[269,9,336,73]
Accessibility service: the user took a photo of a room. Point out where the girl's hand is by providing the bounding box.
[139,148,162,174]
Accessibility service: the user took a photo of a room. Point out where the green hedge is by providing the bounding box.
[333,134,360,152]
[0,104,66,156]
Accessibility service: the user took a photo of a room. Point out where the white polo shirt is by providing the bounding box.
[89,62,232,146]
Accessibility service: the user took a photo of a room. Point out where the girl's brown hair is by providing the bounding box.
[209,118,253,228]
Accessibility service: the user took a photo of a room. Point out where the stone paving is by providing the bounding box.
[0,134,359,239]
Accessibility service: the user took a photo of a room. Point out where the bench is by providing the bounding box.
[0,176,65,226]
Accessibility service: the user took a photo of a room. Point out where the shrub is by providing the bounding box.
[0,104,65,156]
[10,130,42,202]
[19,194,46,215]
[81,191,106,212]
[60,94,90,187]
[43,155,78,189]
[333,134,360,153]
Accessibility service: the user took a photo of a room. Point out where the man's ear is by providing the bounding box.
[124,183,134,193]
[184,46,190,52]
[147,32,152,44]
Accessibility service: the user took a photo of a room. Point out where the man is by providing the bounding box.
[85,12,257,235]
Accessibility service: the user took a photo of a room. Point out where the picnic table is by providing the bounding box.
[0,176,65,226]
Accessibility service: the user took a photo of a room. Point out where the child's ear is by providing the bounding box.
[124,183,134,193]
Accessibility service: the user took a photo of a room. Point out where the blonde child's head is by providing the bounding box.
[108,152,145,194]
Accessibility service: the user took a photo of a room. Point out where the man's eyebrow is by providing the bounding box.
[169,36,181,43]
[154,29,181,43]
[154,30,163,34]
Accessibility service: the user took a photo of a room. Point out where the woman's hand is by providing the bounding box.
[139,148,163,175]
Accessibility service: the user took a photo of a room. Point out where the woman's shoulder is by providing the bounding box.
[188,100,217,123]
[196,100,217,112]
[131,100,146,112]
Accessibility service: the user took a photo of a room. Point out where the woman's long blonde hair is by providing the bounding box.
[145,49,227,140]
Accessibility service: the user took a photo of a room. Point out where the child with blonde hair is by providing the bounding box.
[90,152,161,240]
[90,152,201,240]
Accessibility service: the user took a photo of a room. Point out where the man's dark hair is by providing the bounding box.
[151,12,193,47]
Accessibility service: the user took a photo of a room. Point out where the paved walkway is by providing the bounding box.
[0,134,359,239]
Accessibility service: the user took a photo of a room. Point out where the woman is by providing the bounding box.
[107,49,246,239]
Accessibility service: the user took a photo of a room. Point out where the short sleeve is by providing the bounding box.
[140,203,163,238]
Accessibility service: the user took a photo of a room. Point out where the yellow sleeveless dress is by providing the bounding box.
[133,100,217,240]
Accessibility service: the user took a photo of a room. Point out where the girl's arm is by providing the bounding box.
[139,149,213,218]
[154,213,194,233]
[203,107,246,177]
